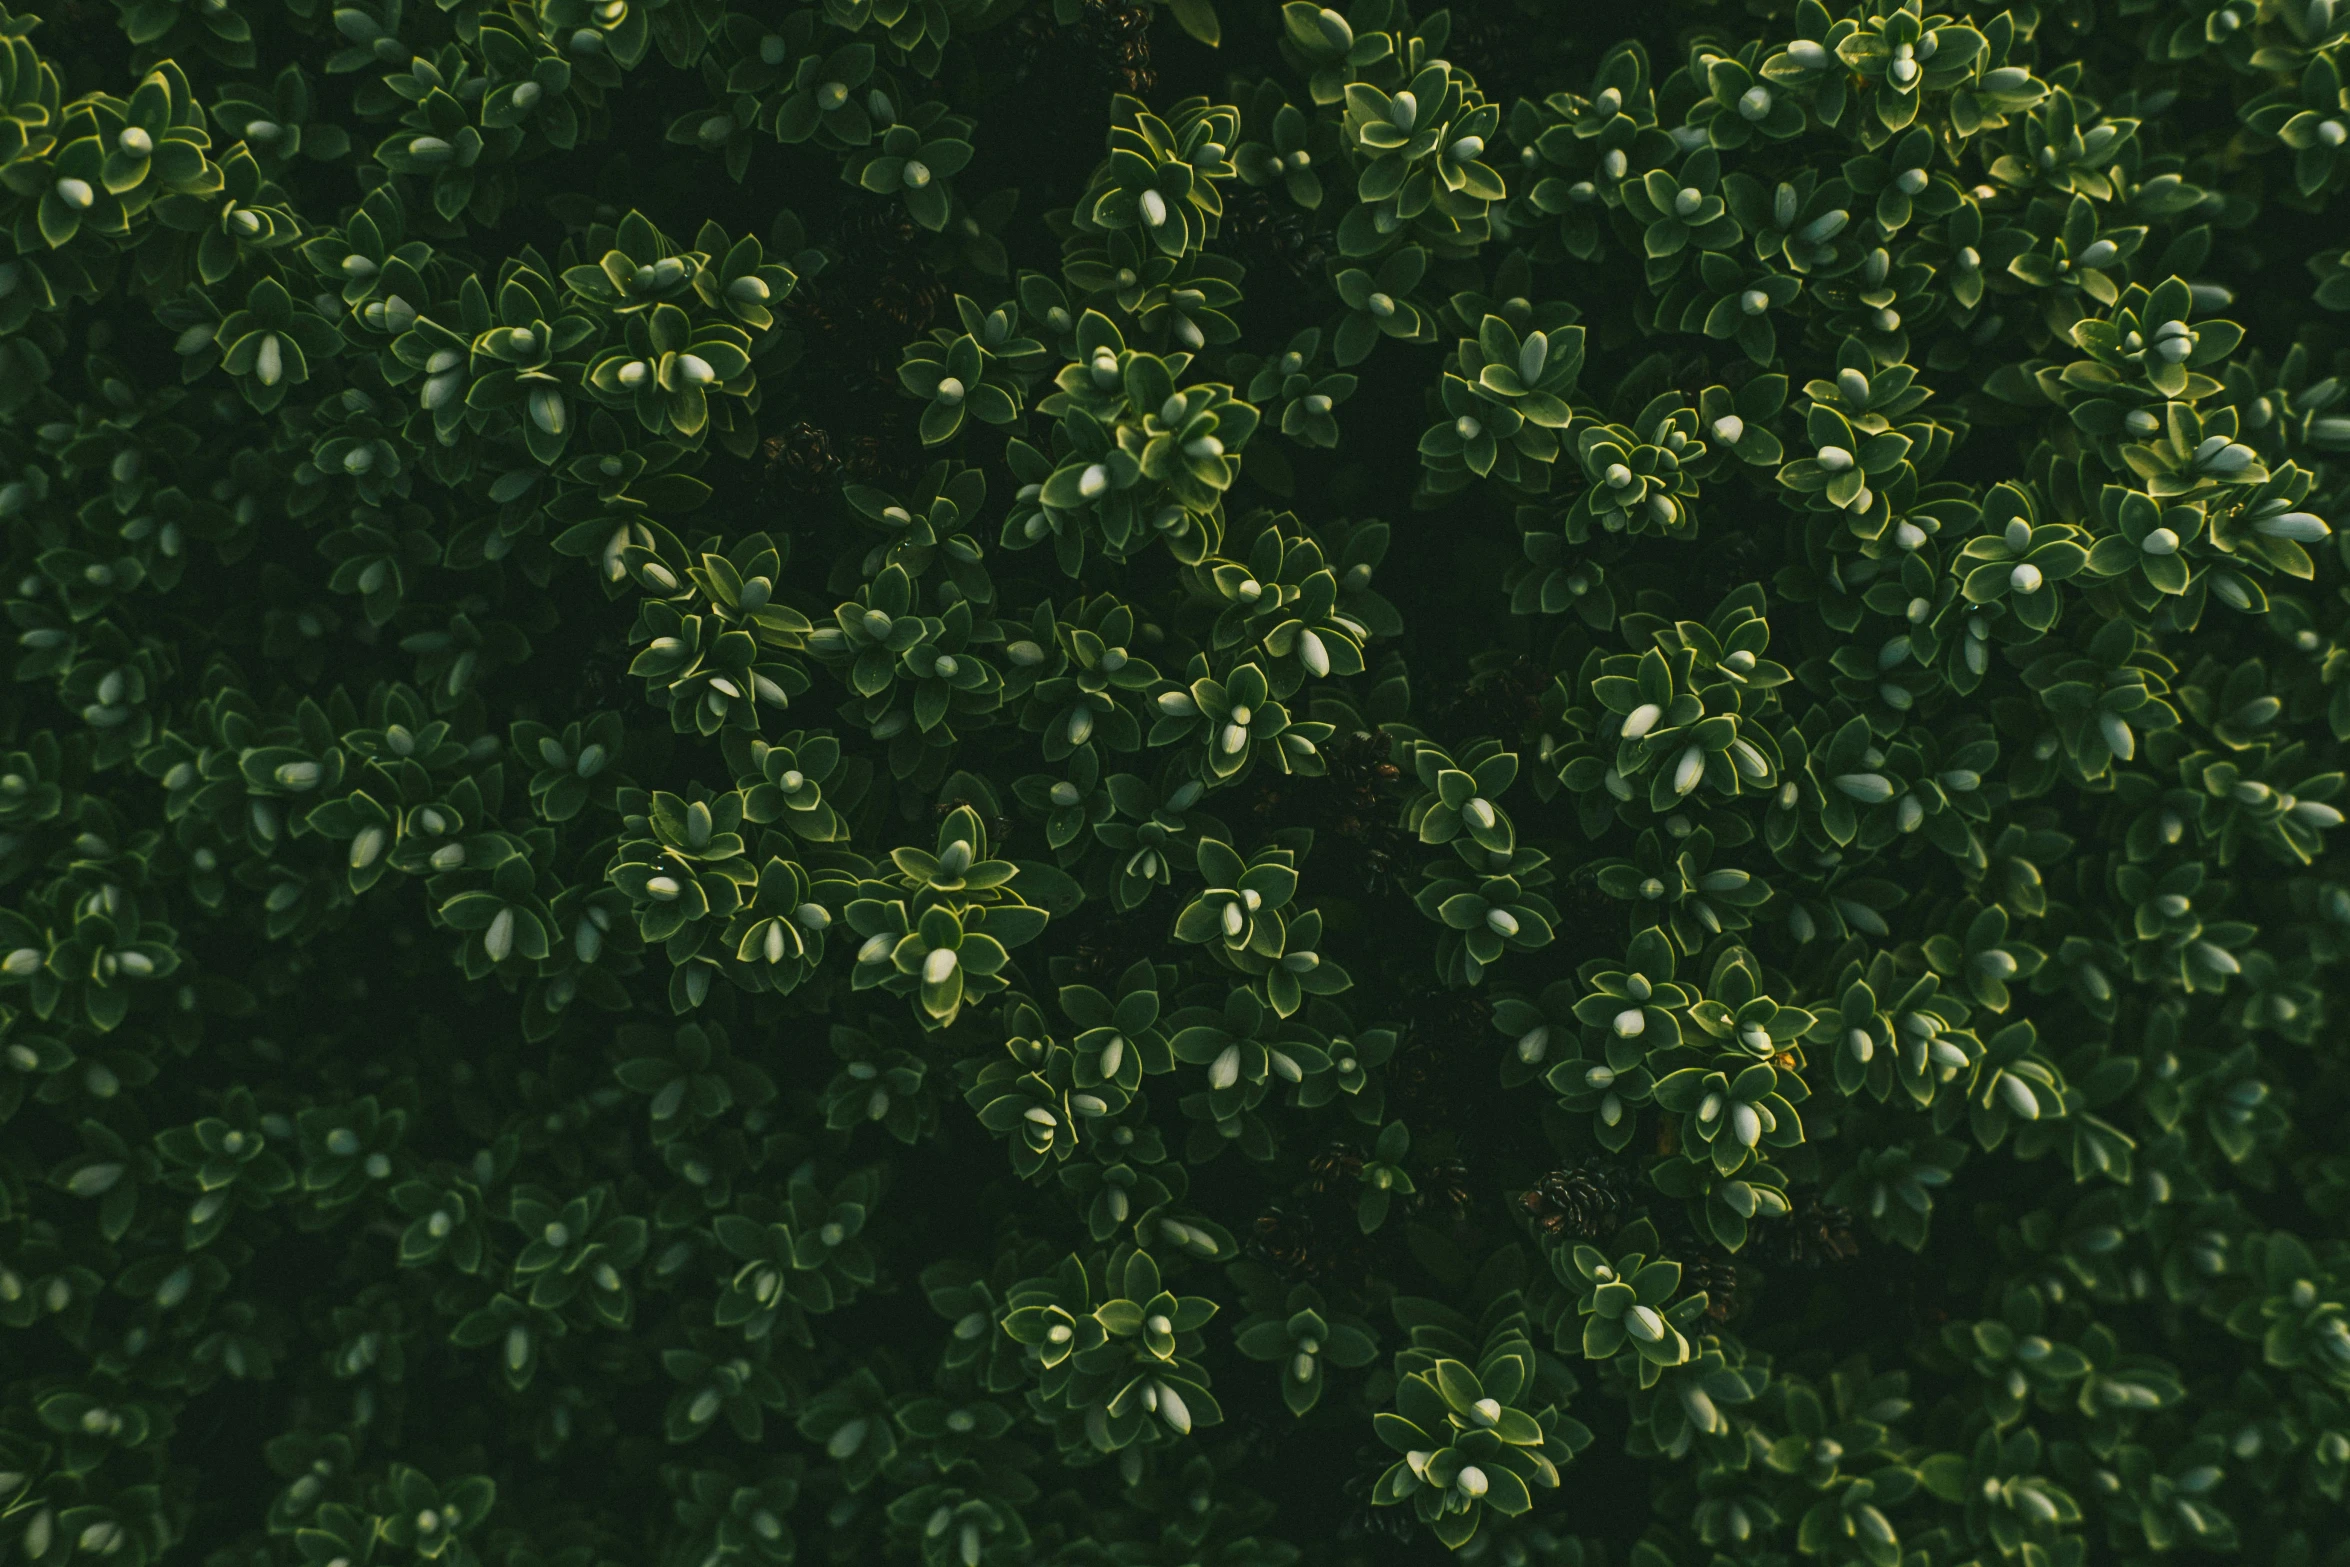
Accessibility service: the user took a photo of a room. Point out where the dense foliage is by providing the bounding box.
[6,0,2350,1562]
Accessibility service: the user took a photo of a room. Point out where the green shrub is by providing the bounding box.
[3,0,2350,1563]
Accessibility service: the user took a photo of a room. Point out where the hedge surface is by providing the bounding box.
[4,0,2350,1563]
